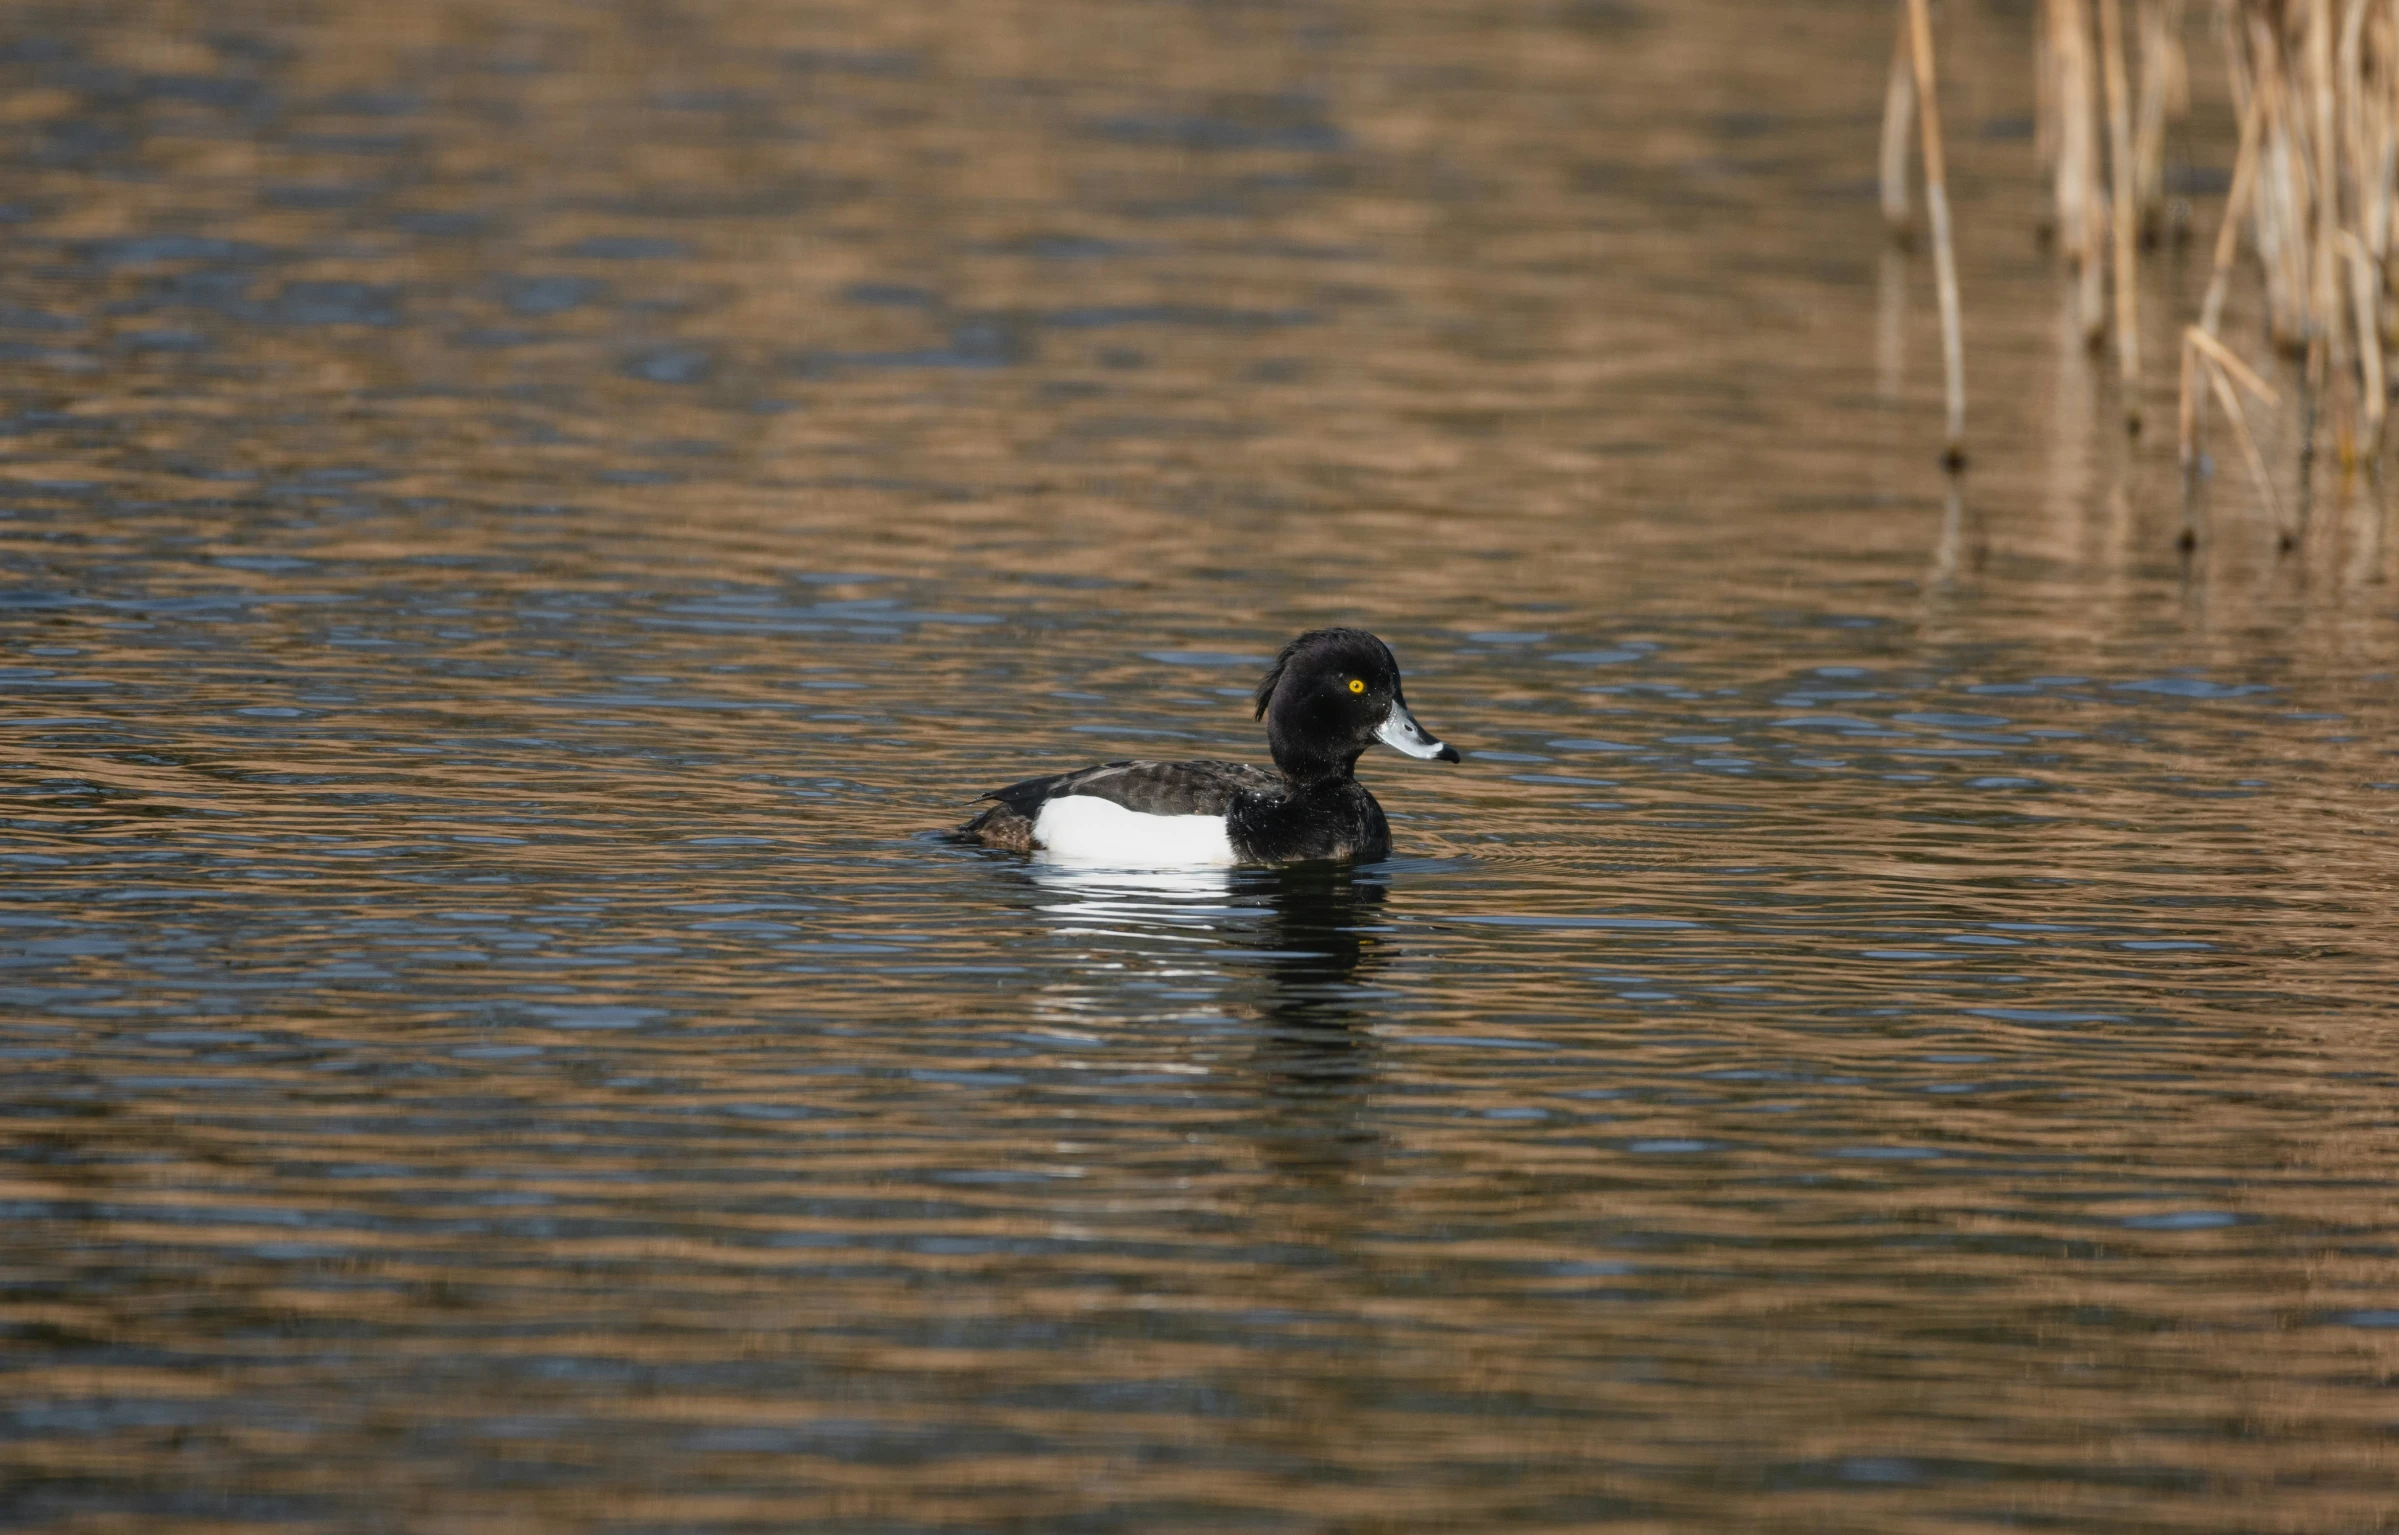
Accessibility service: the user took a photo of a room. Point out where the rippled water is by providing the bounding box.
[8,2,2399,1530]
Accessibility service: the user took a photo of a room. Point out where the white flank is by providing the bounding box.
[1032,794,1237,868]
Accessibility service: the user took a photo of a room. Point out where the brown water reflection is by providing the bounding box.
[5,0,2399,1531]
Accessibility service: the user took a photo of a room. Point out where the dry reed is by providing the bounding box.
[2101,0,2144,425]
[1943,2,2399,537]
[2038,4,2192,361]
[2185,321,2290,539]
[1882,25,1916,235]
[2135,0,2194,233]
[2176,0,2398,497]
[2043,0,2109,341]
[1890,0,1968,469]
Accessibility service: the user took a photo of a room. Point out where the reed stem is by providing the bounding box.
[2101,0,2143,426]
[2179,331,2204,553]
[2344,230,2387,447]
[2201,348,2290,537]
[1882,23,1916,237]
[2199,92,2264,341]
[2190,323,2281,403]
[2134,0,2190,236]
[1906,0,1968,468]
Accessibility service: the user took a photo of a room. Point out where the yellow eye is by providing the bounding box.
[1348,678,1365,694]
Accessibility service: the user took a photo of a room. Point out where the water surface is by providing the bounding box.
[6,2,2399,1531]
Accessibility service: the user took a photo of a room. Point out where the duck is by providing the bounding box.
[957,627,1460,866]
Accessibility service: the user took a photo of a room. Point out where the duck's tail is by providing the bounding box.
[952,799,1037,853]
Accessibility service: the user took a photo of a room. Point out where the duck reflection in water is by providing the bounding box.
[1023,862,1391,1174]
[1244,865,1389,1177]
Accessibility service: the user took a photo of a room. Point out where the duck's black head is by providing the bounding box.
[1253,627,1460,783]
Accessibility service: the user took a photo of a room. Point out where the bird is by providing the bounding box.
[956,627,1459,866]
